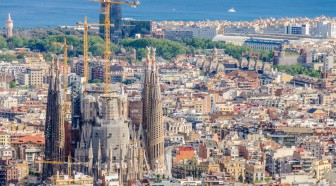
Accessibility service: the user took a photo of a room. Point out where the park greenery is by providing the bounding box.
[274,64,322,78]
[0,33,321,78]
[89,79,101,84]
[0,34,272,62]
[179,37,274,62]
[121,38,186,60]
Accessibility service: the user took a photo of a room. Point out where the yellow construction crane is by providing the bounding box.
[63,38,68,97]
[51,40,69,88]
[82,17,89,84]
[39,156,93,185]
[89,0,139,94]
[52,40,70,117]
[78,16,114,85]
[38,156,88,176]
[39,156,72,176]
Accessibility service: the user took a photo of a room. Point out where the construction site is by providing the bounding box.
[41,0,159,185]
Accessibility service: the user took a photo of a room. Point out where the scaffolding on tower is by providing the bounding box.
[89,0,139,94]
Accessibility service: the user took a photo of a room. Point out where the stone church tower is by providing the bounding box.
[142,47,165,172]
[43,59,66,179]
[73,83,148,182]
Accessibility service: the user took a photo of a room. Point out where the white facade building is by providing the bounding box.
[317,21,336,38]
[164,27,218,40]
[223,26,256,34]
[0,96,18,109]
[322,53,336,72]
[262,26,286,34]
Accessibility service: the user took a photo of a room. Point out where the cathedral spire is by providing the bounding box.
[55,58,62,94]
[88,139,93,175]
[143,46,165,172]
[146,46,151,65]
[108,144,113,173]
[119,145,123,186]
[151,47,156,72]
[43,56,66,180]
[97,139,102,163]
[50,57,55,77]
[80,130,85,148]
[95,139,101,175]
[48,58,55,91]
[126,144,132,181]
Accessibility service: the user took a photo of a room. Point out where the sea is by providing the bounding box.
[0,0,336,27]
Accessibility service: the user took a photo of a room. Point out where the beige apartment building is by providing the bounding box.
[312,159,332,181]
[19,68,45,86]
[0,133,11,146]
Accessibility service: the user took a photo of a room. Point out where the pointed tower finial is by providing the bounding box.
[56,57,61,89]
[119,143,123,161]
[108,144,113,173]
[56,57,60,74]
[98,139,102,162]
[8,13,12,22]
[88,139,93,174]
[80,131,85,148]
[50,57,55,77]
[119,144,124,186]
[89,139,93,154]
[5,13,13,38]
[151,47,156,65]
[146,46,151,64]
[110,144,113,161]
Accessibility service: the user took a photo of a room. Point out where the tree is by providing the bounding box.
[0,36,7,49]
[156,174,161,182]
[275,63,322,78]
[178,37,273,61]
[29,85,36,89]
[89,79,101,84]
[27,38,46,51]
[121,38,186,60]
[122,79,135,85]
[90,43,104,56]
[43,53,53,62]
[9,82,16,88]
[181,37,226,49]
[0,54,18,62]
[7,36,26,49]
[238,174,244,183]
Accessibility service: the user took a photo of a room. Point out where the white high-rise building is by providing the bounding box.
[317,21,336,38]
[5,13,13,38]
[286,24,310,35]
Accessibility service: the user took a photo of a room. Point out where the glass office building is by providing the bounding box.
[99,3,152,42]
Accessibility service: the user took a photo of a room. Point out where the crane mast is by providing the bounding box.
[90,0,139,94]
[80,16,114,86]
[103,3,111,94]
[83,17,89,84]
[63,38,68,92]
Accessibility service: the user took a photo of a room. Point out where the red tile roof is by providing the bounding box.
[12,136,45,145]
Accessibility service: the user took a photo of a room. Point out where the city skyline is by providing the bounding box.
[1,0,336,27]
[1,0,336,185]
